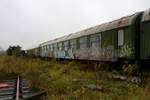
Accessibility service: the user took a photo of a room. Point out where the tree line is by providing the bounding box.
[6,45,25,56]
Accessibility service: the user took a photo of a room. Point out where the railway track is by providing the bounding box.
[0,76,46,100]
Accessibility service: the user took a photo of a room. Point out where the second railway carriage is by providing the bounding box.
[38,12,142,61]
[26,9,150,62]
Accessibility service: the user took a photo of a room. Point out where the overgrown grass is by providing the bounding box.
[0,55,150,100]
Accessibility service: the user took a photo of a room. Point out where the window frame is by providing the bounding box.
[63,41,69,50]
[90,33,101,48]
[79,36,87,49]
[70,39,77,50]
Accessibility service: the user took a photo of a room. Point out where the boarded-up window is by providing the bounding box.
[118,30,124,46]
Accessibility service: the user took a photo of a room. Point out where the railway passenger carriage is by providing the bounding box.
[26,9,150,63]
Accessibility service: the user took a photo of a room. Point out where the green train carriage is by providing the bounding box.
[26,9,150,63]
[41,12,143,61]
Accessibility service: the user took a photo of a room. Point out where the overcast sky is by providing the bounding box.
[0,0,149,50]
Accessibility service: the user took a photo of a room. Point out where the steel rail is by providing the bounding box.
[16,76,20,100]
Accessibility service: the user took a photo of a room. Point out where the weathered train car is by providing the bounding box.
[27,9,150,62]
[38,12,143,61]
[26,47,40,57]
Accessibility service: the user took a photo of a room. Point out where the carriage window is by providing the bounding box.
[44,46,46,51]
[79,37,87,49]
[49,45,51,51]
[50,45,53,51]
[43,46,45,51]
[118,30,124,46]
[42,46,44,51]
[45,46,48,52]
[45,46,47,51]
[90,34,101,48]
[47,45,49,51]
[58,43,62,50]
[52,45,54,51]
[64,41,69,50]
[46,45,48,51]
[48,45,50,50]
[48,44,51,51]
[49,45,51,49]
[70,39,77,50]
[54,44,57,51]
[41,46,43,52]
